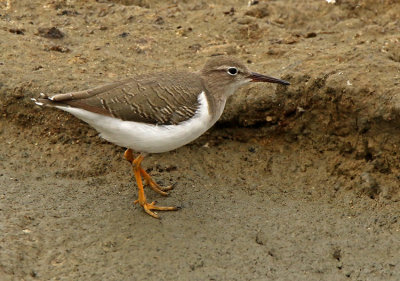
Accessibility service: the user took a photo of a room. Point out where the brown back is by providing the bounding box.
[51,72,207,125]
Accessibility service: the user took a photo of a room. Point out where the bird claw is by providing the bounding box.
[141,168,175,196]
[126,150,180,219]
[146,182,175,196]
[135,200,179,219]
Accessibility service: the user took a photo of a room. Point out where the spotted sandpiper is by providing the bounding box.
[33,56,290,218]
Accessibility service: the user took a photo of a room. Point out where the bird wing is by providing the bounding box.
[48,72,206,125]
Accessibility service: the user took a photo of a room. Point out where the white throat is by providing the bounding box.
[224,79,252,97]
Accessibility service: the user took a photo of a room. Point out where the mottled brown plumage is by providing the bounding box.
[43,72,207,125]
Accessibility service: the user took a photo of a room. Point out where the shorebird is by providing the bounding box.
[33,56,290,218]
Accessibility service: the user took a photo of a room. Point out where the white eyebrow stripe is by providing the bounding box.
[216,65,231,69]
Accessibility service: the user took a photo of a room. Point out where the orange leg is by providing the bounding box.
[124,149,174,195]
[140,168,174,196]
[124,149,178,218]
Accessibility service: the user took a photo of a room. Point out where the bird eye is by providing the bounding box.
[227,67,238,76]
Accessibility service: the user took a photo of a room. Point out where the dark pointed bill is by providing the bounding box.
[248,72,290,85]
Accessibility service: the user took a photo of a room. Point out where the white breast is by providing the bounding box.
[56,92,216,153]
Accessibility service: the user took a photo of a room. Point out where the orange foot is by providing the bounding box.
[124,149,179,218]
[134,200,179,219]
[140,167,175,196]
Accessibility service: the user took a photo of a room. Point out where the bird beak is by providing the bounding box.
[248,72,290,85]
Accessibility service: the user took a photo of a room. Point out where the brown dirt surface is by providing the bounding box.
[1,0,400,280]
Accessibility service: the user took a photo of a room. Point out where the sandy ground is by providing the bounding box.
[1,0,400,280]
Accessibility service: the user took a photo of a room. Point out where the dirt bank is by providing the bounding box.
[1,0,399,280]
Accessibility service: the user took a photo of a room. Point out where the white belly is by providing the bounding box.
[56,92,216,153]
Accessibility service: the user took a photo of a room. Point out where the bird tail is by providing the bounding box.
[31,93,58,107]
